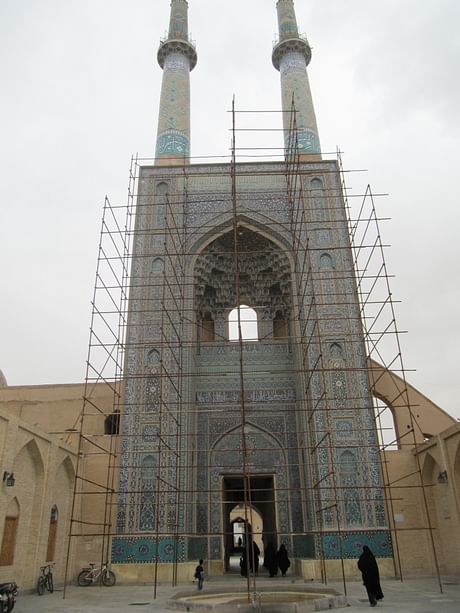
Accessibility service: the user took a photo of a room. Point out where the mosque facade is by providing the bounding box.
[1,1,460,590]
[114,0,390,570]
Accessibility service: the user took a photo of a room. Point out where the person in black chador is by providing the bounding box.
[357,546,384,607]
[263,542,278,577]
[240,548,248,577]
[277,544,290,577]
[249,541,260,575]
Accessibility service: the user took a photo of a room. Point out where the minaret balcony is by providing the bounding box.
[272,35,311,70]
[157,38,197,70]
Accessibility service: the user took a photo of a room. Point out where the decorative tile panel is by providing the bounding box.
[320,531,393,559]
[112,537,185,563]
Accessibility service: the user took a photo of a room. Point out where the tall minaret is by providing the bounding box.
[155,0,197,165]
[272,0,321,159]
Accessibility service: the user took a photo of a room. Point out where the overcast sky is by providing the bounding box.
[1,1,459,419]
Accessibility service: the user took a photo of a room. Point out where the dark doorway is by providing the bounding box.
[222,475,276,572]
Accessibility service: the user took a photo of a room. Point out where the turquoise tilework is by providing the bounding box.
[321,531,393,559]
[156,131,189,157]
[112,536,185,563]
[285,129,320,154]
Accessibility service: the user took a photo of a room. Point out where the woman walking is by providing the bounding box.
[277,544,290,577]
[357,546,383,607]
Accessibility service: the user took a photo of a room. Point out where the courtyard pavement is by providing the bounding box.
[11,574,460,612]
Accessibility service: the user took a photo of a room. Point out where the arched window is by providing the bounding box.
[228,305,258,341]
[46,505,58,562]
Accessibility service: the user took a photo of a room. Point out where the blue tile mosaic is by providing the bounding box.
[112,537,185,564]
[321,531,393,559]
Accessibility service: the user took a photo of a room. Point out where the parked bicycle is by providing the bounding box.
[77,562,116,587]
[0,581,18,612]
[37,563,54,595]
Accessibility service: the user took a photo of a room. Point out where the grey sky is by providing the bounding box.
[1,1,459,418]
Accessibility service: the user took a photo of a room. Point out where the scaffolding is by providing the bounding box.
[64,102,443,601]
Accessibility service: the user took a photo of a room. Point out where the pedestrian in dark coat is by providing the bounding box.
[277,544,290,576]
[250,541,260,575]
[263,542,278,577]
[240,548,248,577]
[194,559,204,590]
[357,546,383,607]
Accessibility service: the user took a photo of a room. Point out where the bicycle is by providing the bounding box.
[37,563,54,596]
[77,562,116,587]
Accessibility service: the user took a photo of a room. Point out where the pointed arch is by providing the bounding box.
[329,342,343,359]
[5,497,20,517]
[211,421,287,479]
[146,348,161,366]
[421,452,440,486]
[56,454,75,482]
[15,438,45,479]
[373,394,399,450]
[421,452,443,531]
[211,421,285,458]
[187,213,296,270]
[229,503,264,553]
[152,257,165,273]
[339,450,363,526]
[48,455,75,572]
[193,224,294,346]
[139,455,157,531]
[154,181,168,228]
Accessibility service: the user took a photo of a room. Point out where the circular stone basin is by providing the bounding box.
[170,588,348,612]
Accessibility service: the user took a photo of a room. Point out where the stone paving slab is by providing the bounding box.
[10,576,460,613]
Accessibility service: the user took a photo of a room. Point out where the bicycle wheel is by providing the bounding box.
[101,569,116,587]
[37,576,46,596]
[77,570,92,587]
[47,573,54,593]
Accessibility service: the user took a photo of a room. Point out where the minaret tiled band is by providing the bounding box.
[272,0,321,157]
[155,0,197,165]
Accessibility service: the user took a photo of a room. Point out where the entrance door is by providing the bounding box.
[222,475,276,572]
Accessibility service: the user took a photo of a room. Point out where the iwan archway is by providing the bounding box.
[223,476,276,572]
